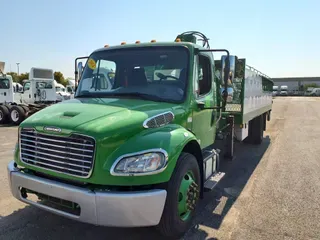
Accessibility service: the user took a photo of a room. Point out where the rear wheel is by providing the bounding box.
[157,152,200,239]
[10,105,26,125]
[0,105,10,124]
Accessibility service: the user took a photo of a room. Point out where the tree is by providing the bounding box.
[54,71,67,86]
[18,73,29,84]
[303,83,318,91]
[6,72,19,82]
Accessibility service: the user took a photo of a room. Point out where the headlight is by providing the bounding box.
[111,150,168,176]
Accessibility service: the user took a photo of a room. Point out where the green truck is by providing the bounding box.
[7,31,273,238]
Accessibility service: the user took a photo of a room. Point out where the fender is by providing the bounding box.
[101,124,201,186]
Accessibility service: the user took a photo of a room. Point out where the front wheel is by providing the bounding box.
[157,152,201,239]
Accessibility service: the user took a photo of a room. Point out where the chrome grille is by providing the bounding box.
[19,128,95,178]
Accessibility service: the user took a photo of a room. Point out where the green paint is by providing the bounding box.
[178,171,198,221]
[13,40,273,188]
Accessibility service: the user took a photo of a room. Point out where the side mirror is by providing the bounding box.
[221,55,236,103]
[77,62,83,79]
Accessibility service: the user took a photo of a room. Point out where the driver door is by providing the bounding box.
[191,53,217,149]
[21,81,32,104]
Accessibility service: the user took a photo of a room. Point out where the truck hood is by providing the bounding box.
[21,98,180,135]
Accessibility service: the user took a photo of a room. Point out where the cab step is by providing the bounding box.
[204,172,225,191]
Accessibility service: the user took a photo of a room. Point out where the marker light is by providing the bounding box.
[151,39,156,43]
[135,40,141,44]
[121,42,126,45]
[104,44,109,48]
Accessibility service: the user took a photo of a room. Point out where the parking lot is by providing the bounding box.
[0,97,320,240]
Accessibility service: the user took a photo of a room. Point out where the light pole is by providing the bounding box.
[16,62,20,75]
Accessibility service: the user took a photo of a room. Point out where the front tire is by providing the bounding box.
[157,152,201,239]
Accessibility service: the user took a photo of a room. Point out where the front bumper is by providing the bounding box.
[7,161,167,227]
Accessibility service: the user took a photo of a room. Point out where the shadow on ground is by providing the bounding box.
[0,136,271,240]
[184,135,271,239]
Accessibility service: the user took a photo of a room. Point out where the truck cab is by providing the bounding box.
[279,85,288,96]
[7,31,273,238]
[272,85,279,96]
[17,67,57,104]
[0,74,14,103]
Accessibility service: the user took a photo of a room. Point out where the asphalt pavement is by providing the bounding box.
[0,97,319,240]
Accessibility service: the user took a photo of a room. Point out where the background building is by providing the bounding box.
[272,77,320,91]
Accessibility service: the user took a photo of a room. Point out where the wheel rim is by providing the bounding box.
[178,171,199,221]
[11,110,19,122]
[0,110,3,121]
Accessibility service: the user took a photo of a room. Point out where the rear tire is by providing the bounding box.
[9,105,26,125]
[0,105,10,124]
[157,152,201,239]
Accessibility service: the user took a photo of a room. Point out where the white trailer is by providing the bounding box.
[0,63,59,125]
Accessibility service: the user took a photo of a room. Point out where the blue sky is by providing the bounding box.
[2,0,319,78]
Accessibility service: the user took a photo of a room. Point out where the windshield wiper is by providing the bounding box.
[75,93,97,98]
[75,92,166,102]
[108,92,165,101]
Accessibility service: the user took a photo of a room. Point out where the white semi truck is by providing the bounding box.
[0,63,59,125]
[279,85,288,96]
[272,85,279,96]
[54,80,71,101]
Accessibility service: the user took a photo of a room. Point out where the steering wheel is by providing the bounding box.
[156,72,179,81]
[155,72,185,89]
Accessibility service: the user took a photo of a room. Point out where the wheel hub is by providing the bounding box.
[178,172,199,221]
[11,110,19,122]
[186,181,199,211]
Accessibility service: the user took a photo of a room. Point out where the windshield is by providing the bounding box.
[0,78,10,89]
[36,81,53,89]
[75,47,189,102]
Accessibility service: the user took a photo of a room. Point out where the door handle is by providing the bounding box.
[4,92,6,96]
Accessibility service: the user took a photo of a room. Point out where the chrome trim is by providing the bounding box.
[7,160,167,227]
[43,126,62,133]
[19,127,97,179]
[142,111,175,129]
[110,148,169,176]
